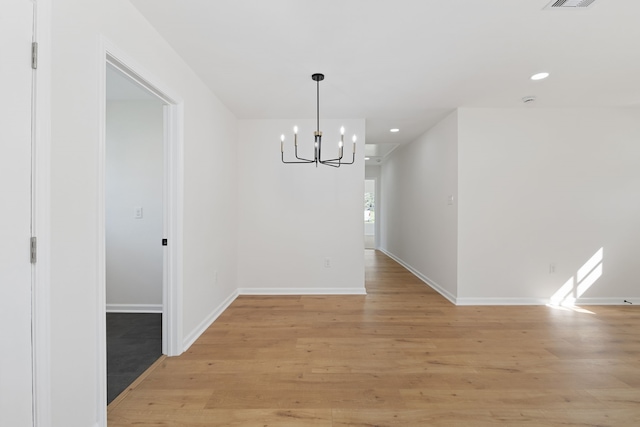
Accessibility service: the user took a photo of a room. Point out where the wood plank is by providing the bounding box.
[108,409,332,427]
[332,408,640,427]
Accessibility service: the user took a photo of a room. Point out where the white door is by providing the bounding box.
[0,0,35,425]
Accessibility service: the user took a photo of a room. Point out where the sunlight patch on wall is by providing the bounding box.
[550,277,576,306]
[549,247,603,309]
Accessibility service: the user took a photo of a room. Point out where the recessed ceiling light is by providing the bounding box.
[365,157,371,160]
[531,72,550,81]
[390,128,400,133]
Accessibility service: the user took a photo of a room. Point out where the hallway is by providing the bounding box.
[108,250,640,426]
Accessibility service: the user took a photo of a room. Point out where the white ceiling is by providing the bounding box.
[129,0,640,158]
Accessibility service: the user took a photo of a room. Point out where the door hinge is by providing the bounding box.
[31,42,38,70]
[30,237,37,264]
[162,239,168,246]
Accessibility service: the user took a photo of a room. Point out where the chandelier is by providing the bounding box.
[280,73,357,168]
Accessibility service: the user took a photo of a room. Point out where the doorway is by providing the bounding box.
[364,179,376,249]
[98,45,184,419]
[105,64,165,403]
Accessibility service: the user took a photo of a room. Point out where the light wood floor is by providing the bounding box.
[108,250,640,426]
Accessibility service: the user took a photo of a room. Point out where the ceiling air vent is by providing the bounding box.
[545,0,597,8]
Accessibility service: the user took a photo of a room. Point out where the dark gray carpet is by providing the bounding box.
[107,313,162,404]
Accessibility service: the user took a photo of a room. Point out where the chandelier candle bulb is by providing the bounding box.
[280,134,284,152]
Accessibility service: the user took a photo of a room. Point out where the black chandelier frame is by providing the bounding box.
[280,73,356,168]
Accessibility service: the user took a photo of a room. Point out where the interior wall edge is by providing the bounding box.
[181,289,239,353]
[378,248,457,305]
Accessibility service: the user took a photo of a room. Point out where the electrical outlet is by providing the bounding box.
[549,263,556,274]
[134,206,143,219]
[324,258,331,268]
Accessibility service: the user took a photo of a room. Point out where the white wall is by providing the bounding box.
[365,165,381,180]
[380,111,459,300]
[364,179,376,194]
[237,119,366,293]
[50,1,237,425]
[457,108,640,304]
[106,100,163,309]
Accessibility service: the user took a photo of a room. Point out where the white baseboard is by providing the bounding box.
[456,297,548,306]
[456,296,639,306]
[180,285,368,354]
[378,248,456,304]
[238,287,367,295]
[378,250,637,306]
[575,297,638,306]
[182,290,239,352]
[106,303,163,313]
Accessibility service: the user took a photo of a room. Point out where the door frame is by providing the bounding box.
[374,176,381,249]
[97,37,184,425]
[364,175,381,250]
[364,178,376,248]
